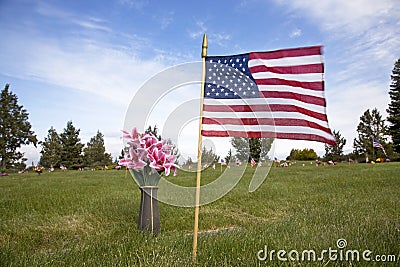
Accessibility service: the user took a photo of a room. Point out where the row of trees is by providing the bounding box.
[323,58,400,162]
[0,84,114,171]
[39,122,112,169]
[1,58,399,170]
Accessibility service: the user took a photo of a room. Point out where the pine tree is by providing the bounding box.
[39,127,62,168]
[0,84,37,169]
[145,125,161,140]
[201,146,219,166]
[324,130,346,162]
[83,130,112,167]
[59,121,84,169]
[249,138,261,162]
[387,59,400,153]
[353,108,388,159]
[224,149,233,164]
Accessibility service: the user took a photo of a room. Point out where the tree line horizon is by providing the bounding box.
[1,59,399,170]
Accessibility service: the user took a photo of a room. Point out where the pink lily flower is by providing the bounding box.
[120,127,178,176]
[121,127,139,140]
[119,157,146,169]
[141,133,158,149]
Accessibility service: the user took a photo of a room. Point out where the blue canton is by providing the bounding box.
[204,54,259,99]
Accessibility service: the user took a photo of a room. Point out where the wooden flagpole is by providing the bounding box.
[192,33,207,262]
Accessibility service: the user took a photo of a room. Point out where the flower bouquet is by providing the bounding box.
[119,127,177,235]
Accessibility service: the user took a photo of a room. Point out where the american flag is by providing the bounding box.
[250,156,256,167]
[201,46,336,145]
[373,137,387,155]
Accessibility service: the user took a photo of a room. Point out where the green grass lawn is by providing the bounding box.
[1,162,399,266]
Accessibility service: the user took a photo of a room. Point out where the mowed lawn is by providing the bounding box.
[1,162,399,266]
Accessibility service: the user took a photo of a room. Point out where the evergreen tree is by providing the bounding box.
[83,130,112,167]
[387,58,400,153]
[39,127,62,168]
[118,149,125,160]
[324,130,346,162]
[60,121,84,169]
[184,157,193,166]
[201,146,219,166]
[353,108,388,159]
[0,84,37,169]
[249,138,261,162]
[145,125,161,140]
[225,149,233,164]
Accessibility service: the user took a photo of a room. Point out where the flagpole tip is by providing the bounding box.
[202,34,208,58]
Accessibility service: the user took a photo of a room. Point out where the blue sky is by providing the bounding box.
[1,0,399,165]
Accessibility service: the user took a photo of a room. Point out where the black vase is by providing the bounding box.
[138,186,160,235]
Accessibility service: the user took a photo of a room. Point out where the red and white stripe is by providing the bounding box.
[201,46,336,145]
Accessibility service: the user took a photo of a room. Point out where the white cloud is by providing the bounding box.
[189,20,231,47]
[36,1,112,33]
[272,0,399,155]
[289,28,302,38]
[119,0,149,9]
[276,0,396,34]
[155,10,175,29]
[189,20,208,39]
[0,31,165,105]
[275,0,400,67]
